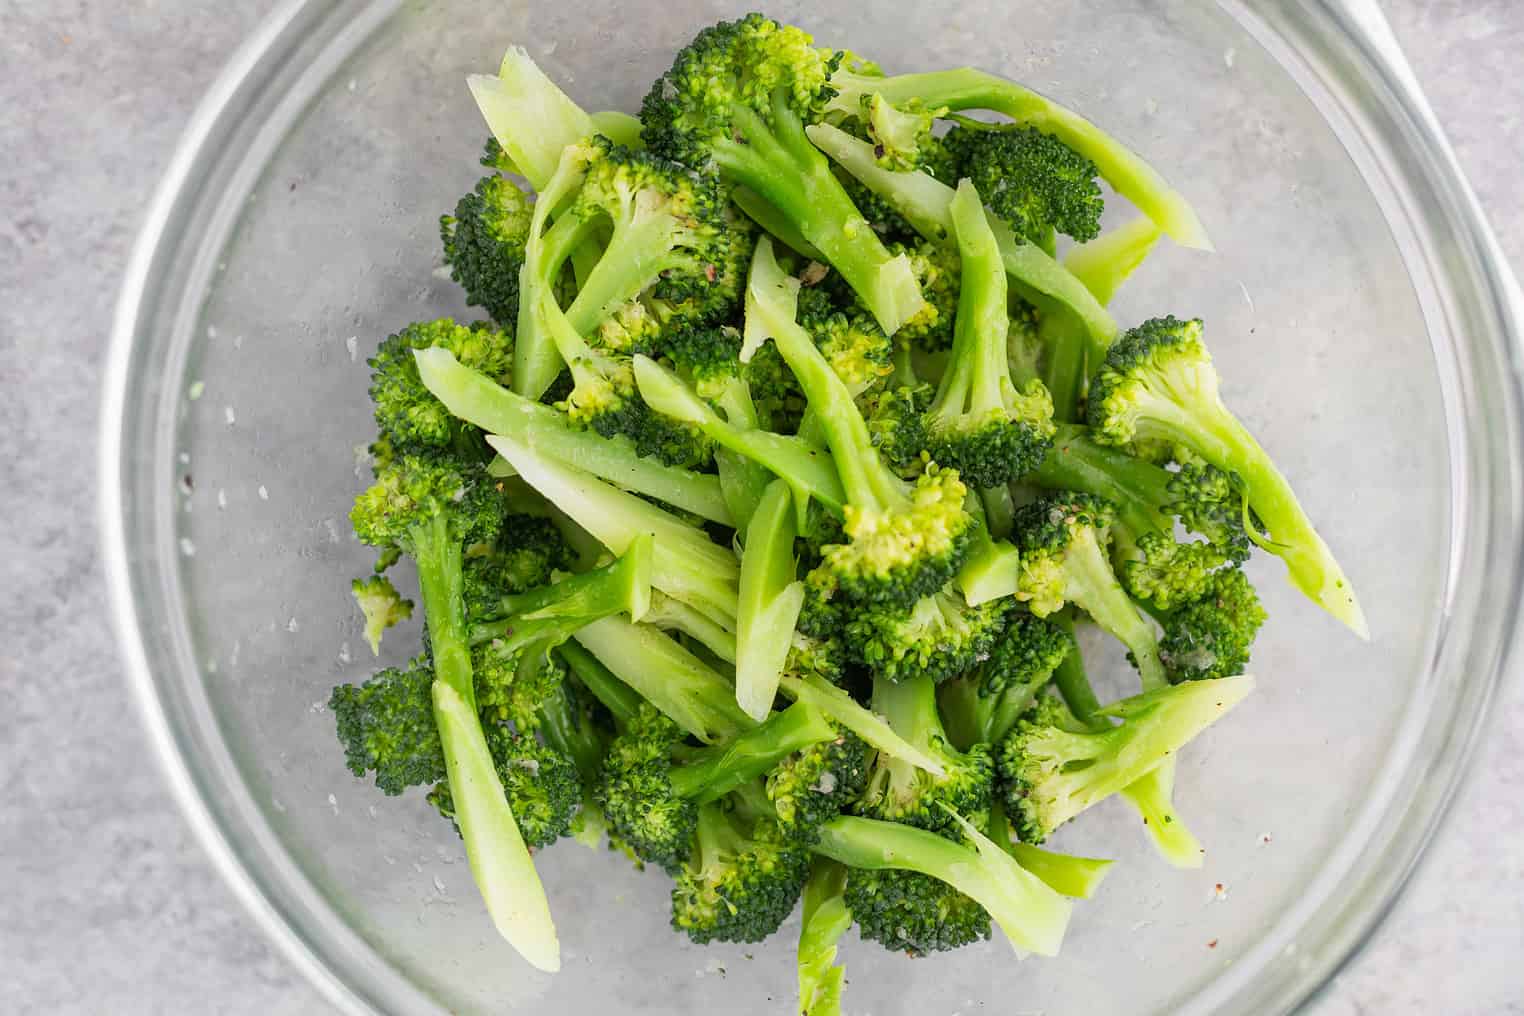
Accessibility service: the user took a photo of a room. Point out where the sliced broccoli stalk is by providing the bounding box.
[746,238,971,608]
[587,110,644,149]
[640,15,925,334]
[486,432,739,629]
[414,346,732,525]
[812,813,1072,957]
[468,46,595,191]
[777,673,949,779]
[823,66,1212,250]
[1088,317,1364,636]
[710,376,774,532]
[642,591,739,664]
[633,355,846,512]
[796,860,852,1016]
[1064,216,1163,305]
[669,702,837,805]
[736,480,808,720]
[806,123,1117,354]
[985,801,1113,899]
[956,493,1023,606]
[731,186,824,260]
[555,638,645,726]
[572,615,752,744]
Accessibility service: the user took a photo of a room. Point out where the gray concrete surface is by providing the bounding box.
[1,1,1519,1013]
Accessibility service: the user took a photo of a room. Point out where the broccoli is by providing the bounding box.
[639,15,926,334]
[330,656,444,795]
[736,479,808,719]
[891,239,961,354]
[939,611,1075,750]
[795,284,894,396]
[846,867,991,956]
[428,724,582,850]
[843,587,1007,685]
[796,860,852,1016]
[805,123,1118,356]
[923,179,1055,489]
[1009,493,1167,689]
[996,678,1253,845]
[461,513,578,620]
[597,701,835,872]
[368,319,513,456]
[766,729,873,844]
[1087,316,1365,636]
[671,798,812,944]
[1157,568,1267,682]
[487,429,741,631]
[853,673,993,837]
[746,238,972,607]
[351,574,413,656]
[440,170,533,326]
[414,346,734,525]
[348,446,558,969]
[1028,425,1251,610]
[862,93,952,173]
[943,123,1104,252]
[812,813,1072,956]
[820,64,1211,249]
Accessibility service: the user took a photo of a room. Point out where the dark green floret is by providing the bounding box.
[939,611,1075,749]
[671,799,812,944]
[368,319,514,455]
[1158,568,1267,682]
[766,729,873,842]
[440,172,533,326]
[943,123,1104,250]
[330,656,443,796]
[846,867,991,956]
[843,587,1007,685]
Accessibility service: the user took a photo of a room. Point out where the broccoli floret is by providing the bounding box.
[1027,425,1250,610]
[1158,568,1267,682]
[671,799,812,944]
[367,319,513,455]
[1010,493,1167,690]
[943,123,1104,250]
[996,679,1254,844]
[461,514,576,619]
[747,239,972,607]
[766,729,872,843]
[428,726,581,850]
[939,611,1074,750]
[923,180,1055,489]
[812,814,1072,956]
[820,63,1211,249]
[440,172,533,326]
[351,574,413,656]
[796,285,894,395]
[864,380,934,475]
[843,587,1007,685]
[598,701,835,872]
[845,867,991,956]
[892,240,960,353]
[1087,317,1364,636]
[853,673,993,837]
[330,656,443,795]
[639,15,925,335]
[862,93,952,174]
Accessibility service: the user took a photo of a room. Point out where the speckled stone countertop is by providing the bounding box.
[2,2,1520,1013]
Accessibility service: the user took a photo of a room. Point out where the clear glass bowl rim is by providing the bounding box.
[99,1,1524,1013]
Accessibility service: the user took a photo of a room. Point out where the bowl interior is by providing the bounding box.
[148,0,1450,1011]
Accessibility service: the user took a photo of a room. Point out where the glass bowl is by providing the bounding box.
[101,1,1524,1012]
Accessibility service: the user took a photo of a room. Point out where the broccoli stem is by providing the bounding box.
[487,432,740,628]
[1044,524,1167,690]
[928,179,1011,435]
[805,123,1116,351]
[410,514,559,971]
[736,480,807,720]
[468,535,652,644]
[811,814,1072,956]
[712,95,925,336]
[1037,309,1088,424]
[572,615,753,743]
[1028,425,1173,539]
[987,804,1113,899]
[555,640,644,727]
[957,495,1021,606]
[468,46,594,191]
[824,68,1212,250]
[796,860,851,1016]
[1049,611,1103,724]
[632,355,845,511]
[669,701,835,803]
[777,674,947,778]
[1064,217,1163,306]
[745,239,906,519]
[562,213,685,330]
[415,347,733,525]
[731,186,825,260]
[713,378,774,531]
[643,594,739,663]
[536,679,608,782]
[1118,762,1204,869]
